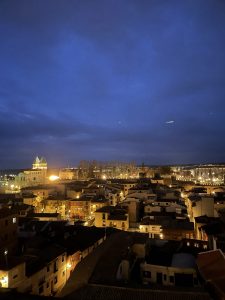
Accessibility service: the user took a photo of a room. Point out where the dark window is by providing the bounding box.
[164,274,167,281]
[62,255,65,262]
[13,274,18,279]
[143,271,151,278]
[170,276,174,283]
[157,273,162,284]
[46,282,49,288]
[54,261,58,273]
[193,277,198,285]
[175,273,193,287]
[47,264,50,272]
[39,286,44,294]
[62,271,65,277]
[54,276,58,284]
[5,220,8,226]
[102,213,105,220]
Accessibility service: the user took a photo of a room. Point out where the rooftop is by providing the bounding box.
[0,208,17,218]
[197,249,225,298]
[67,284,210,300]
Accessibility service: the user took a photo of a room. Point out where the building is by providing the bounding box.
[95,206,129,230]
[32,157,47,170]
[59,168,79,180]
[15,157,48,189]
[187,195,215,221]
[141,240,199,287]
[197,249,225,300]
[0,208,18,258]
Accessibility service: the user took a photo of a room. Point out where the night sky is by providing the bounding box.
[1,0,225,168]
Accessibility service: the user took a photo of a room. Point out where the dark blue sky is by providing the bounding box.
[1,0,225,168]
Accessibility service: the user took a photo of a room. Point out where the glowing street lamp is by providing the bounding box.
[49,175,59,181]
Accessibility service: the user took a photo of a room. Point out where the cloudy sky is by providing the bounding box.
[0,0,225,168]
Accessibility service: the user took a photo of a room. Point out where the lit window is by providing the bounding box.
[13,217,16,224]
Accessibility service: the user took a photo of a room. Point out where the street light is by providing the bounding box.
[4,249,8,267]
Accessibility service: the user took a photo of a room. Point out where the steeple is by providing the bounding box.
[32,156,47,169]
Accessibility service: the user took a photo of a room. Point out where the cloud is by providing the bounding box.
[0,0,225,167]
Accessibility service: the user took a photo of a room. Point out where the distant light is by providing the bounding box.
[4,249,8,256]
[67,263,72,269]
[49,175,59,181]
[160,233,164,239]
[0,276,8,286]
[102,175,107,180]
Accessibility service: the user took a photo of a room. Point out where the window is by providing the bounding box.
[54,260,58,273]
[164,274,167,281]
[193,277,198,285]
[62,271,65,277]
[54,276,58,284]
[39,276,45,286]
[46,281,49,288]
[13,274,18,279]
[62,255,65,262]
[47,264,50,272]
[102,213,105,220]
[169,276,174,283]
[39,286,44,294]
[13,217,16,224]
[143,271,151,278]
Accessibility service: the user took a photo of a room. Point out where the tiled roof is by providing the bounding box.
[197,249,225,297]
[68,284,211,300]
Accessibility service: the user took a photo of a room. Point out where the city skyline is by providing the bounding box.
[1,0,225,168]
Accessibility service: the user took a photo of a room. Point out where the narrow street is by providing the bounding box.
[58,231,124,298]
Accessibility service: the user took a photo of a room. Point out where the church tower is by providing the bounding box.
[32,156,47,169]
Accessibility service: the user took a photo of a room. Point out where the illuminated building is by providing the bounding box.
[32,156,47,170]
[95,206,129,230]
[15,157,48,188]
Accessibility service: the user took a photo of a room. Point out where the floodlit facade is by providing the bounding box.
[95,206,129,230]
